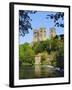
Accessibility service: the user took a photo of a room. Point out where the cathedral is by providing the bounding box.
[33,27,57,42]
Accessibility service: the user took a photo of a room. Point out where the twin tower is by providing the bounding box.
[33,27,56,42]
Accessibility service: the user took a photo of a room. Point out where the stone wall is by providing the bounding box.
[35,54,53,65]
[35,54,41,64]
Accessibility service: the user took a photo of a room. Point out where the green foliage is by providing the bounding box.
[33,39,54,54]
[19,11,64,37]
[56,56,64,69]
[51,38,59,51]
[46,39,64,68]
[33,38,64,54]
[50,51,58,66]
[19,43,35,65]
[58,42,64,56]
[41,52,48,64]
[46,12,64,28]
[19,36,64,68]
[33,41,47,54]
[56,43,64,69]
[50,40,64,68]
[19,10,36,36]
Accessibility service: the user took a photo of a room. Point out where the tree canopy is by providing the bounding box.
[19,10,36,36]
[19,43,35,65]
[46,12,64,28]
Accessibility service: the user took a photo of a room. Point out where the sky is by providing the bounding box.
[19,11,64,44]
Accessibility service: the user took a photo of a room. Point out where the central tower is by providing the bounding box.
[33,27,46,42]
[49,27,56,38]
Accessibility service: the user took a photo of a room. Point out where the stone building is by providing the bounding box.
[49,27,56,38]
[33,27,64,65]
[33,27,46,42]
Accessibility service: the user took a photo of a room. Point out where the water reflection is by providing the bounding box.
[35,65,41,77]
[19,65,64,79]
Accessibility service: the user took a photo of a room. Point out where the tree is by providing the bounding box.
[56,56,64,69]
[33,39,54,54]
[41,52,48,64]
[46,12,64,28]
[19,10,36,36]
[32,42,39,54]
[33,41,47,54]
[57,42,64,69]
[19,43,35,65]
[45,39,51,54]
[50,51,58,66]
[19,44,25,66]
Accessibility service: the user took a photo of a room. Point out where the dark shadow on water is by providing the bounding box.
[19,64,64,79]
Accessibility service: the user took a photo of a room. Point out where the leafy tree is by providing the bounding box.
[46,39,52,54]
[19,44,25,66]
[19,10,36,36]
[56,56,64,69]
[19,43,35,65]
[46,38,64,68]
[32,42,39,54]
[57,40,64,69]
[51,38,58,51]
[41,52,48,64]
[47,38,63,52]
[33,41,47,54]
[50,51,58,66]
[46,12,64,27]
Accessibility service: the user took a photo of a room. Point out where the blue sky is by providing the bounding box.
[19,11,64,44]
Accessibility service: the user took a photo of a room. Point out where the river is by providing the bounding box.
[19,64,64,79]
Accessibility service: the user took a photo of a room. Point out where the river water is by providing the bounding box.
[19,65,64,79]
